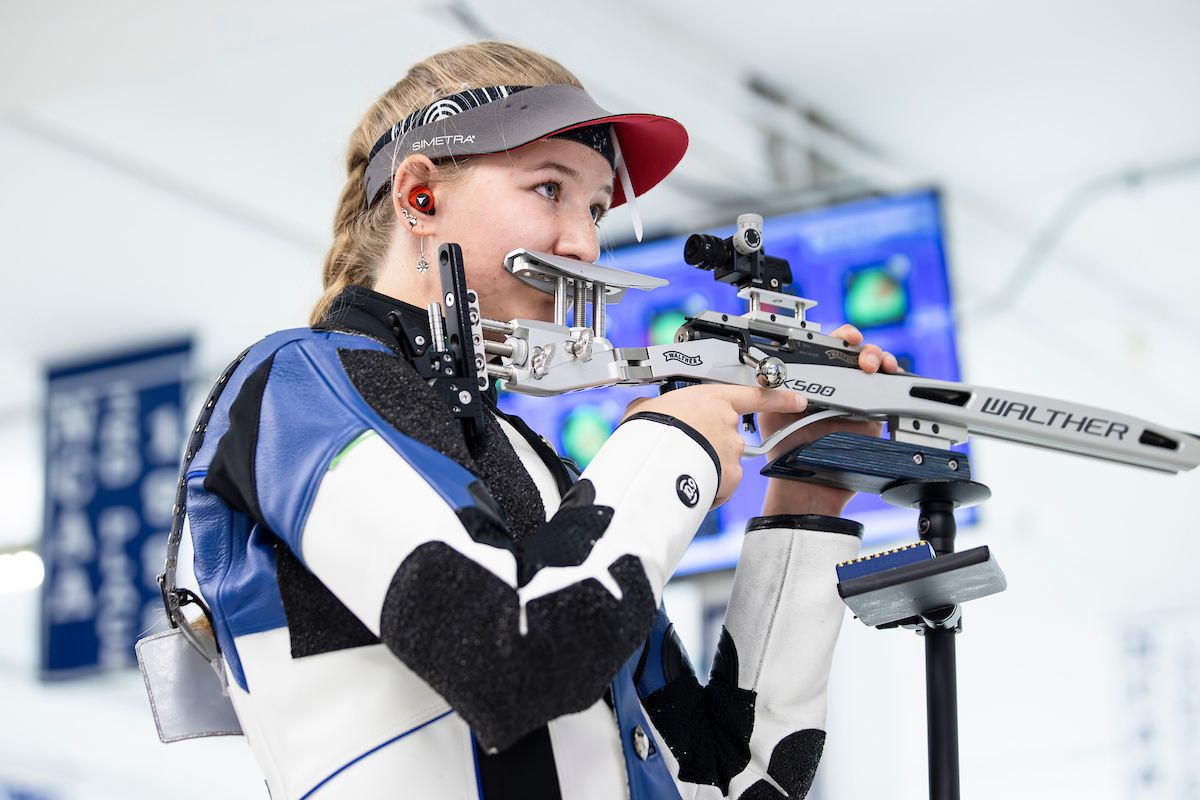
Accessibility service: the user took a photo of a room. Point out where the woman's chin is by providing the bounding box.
[511,298,556,323]
[484,301,552,324]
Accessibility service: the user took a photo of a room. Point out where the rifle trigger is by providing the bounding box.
[742,413,757,434]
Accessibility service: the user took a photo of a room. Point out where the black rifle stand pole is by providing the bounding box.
[880,479,991,800]
[769,439,1001,800]
[919,496,961,800]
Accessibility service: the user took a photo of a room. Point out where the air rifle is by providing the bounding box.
[466,216,1197,477]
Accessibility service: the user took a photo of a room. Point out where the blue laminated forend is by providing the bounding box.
[836,541,935,583]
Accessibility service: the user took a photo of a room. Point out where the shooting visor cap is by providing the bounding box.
[364,84,688,210]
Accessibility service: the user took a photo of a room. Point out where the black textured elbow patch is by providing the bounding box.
[642,676,757,794]
[380,543,656,752]
[736,730,826,800]
[514,481,613,587]
[275,541,380,658]
[458,480,614,588]
[515,505,612,588]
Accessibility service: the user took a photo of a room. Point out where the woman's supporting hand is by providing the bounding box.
[760,324,901,518]
[835,323,900,375]
[623,384,809,509]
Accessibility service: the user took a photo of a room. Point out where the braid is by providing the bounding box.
[310,137,390,325]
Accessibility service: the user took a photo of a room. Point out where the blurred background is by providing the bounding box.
[2,1,1198,798]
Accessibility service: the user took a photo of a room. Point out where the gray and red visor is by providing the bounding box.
[363,83,688,213]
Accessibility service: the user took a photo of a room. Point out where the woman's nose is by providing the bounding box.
[553,205,601,264]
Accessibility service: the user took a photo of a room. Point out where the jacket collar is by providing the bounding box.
[318,285,427,356]
[318,284,500,405]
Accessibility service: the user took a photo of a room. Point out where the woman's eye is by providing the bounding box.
[590,205,604,223]
[535,182,559,200]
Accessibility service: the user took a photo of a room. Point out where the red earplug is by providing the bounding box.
[409,186,436,215]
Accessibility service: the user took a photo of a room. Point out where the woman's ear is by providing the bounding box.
[391,154,440,236]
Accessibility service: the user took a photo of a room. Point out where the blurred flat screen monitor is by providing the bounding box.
[497,188,970,575]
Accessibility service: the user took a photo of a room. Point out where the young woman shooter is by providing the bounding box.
[186,41,898,800]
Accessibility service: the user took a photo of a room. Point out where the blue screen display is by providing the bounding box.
[497,188,970,573]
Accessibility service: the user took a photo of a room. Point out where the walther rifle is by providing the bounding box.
[474,220,1195,475]
[417,218,1197,800]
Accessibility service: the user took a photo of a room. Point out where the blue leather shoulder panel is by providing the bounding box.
[612,653,683,800]
[187,478,286,692]
[185,328,488,693]
[253,333,482,557]
[249,337,372,555]
[187,330,368,691]
[193,329,319,471]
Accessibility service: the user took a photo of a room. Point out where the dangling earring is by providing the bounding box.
[416,235,429,274]
[400,208,417,228]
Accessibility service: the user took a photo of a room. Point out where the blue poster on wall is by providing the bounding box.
[39,340,191,678]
